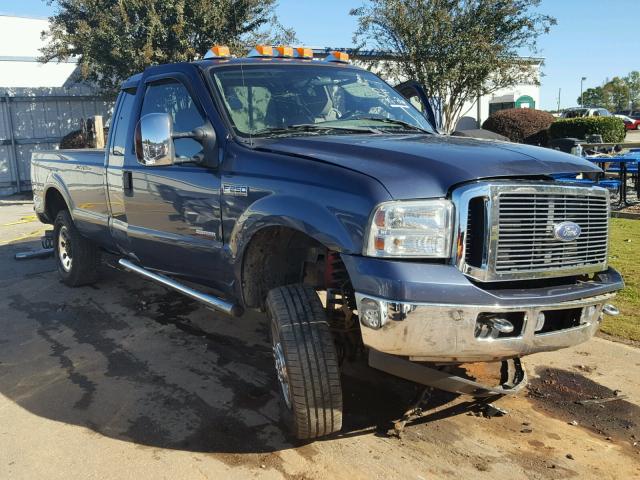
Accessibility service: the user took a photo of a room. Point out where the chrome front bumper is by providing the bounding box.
[355,292,616,362]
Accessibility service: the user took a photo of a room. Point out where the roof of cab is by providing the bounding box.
[121,56,359,90]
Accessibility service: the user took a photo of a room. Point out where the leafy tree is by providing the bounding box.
[604,77,630,112]
[580,86,606,108]
[624,71,640,110]
[40,0,296,94]
[578,73,639,112]
[350,0,555,132]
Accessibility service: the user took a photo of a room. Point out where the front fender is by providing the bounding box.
[230,194,367,259]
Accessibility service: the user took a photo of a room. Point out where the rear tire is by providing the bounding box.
[54,210,101,286]
[266,284,343,440]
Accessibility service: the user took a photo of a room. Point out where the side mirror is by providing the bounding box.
[135,113,175,166]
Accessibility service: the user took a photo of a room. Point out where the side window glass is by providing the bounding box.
[141,81,205,160]
[111,90,135,156]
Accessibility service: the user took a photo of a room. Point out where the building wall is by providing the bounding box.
[0,15,113,196]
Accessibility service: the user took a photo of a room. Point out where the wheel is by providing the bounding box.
[53,210,101,286]
[266,284,343,440]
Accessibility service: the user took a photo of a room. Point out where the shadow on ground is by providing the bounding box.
[0,239,465,456]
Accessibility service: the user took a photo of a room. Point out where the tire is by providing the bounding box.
[53,210,101,286]
[266,284,343,440]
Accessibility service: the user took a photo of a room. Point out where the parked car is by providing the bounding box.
[31,46,624,441]
[561,107,612,118]
[615,110,640,120]
[615,114,640,130]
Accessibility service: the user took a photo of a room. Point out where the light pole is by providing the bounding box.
[580,77,587,106]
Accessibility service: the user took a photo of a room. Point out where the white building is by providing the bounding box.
[0,15,111,195]
[0,15,81,90]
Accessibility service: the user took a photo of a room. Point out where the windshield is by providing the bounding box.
[209,64,435,137]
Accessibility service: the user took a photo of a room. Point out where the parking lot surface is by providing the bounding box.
[0,200,639,480]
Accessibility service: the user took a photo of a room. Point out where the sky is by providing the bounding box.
[2,0,638,110]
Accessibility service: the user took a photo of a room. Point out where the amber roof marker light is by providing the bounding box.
[275,46,294,58]
[248,45,275,57]
[293,47,313,59]
[203,45,230,59]
[325,51,350,63]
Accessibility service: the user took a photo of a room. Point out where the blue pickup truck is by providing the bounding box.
[31,47,623,440]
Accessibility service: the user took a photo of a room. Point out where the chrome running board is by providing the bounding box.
[118,258,243,317]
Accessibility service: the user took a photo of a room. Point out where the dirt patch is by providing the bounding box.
[527,367,640,453]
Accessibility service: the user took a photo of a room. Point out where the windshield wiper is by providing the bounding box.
[253,124,380,137]
[347,116,433,134]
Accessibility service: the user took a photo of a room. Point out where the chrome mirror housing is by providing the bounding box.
[135,113,175,166]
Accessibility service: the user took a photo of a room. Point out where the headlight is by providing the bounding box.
[364,199,453,258]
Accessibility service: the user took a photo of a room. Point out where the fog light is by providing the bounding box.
[359,298,387,329]
[534,312,546,332]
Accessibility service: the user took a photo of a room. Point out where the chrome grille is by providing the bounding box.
[452,183,610,282]
[495,191,609,274]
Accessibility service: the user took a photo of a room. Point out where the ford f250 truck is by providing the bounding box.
[31,46,624,440]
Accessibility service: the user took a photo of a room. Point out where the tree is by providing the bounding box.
[580,86,606,108]
[624,71,640,110]
[578,73,639,111]
[350,0,555,132]
[40,0,296,94]
[604,77,630,112]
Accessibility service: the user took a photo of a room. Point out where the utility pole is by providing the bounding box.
[580,77,587,106]
[557,88,561,111]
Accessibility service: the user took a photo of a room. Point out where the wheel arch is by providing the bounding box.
[232,194,367,307]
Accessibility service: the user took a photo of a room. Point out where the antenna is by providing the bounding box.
[230,1,252,146]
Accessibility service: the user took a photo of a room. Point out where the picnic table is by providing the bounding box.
[585,153,639,207]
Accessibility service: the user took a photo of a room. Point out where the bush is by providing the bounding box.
[482,108,556,146]
[548,116,626,143]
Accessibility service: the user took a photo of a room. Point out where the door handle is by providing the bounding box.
[123,170,133,194]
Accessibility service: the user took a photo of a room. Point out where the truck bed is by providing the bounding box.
[31,148,109,235]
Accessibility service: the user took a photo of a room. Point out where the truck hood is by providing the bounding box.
[256,134,600,199]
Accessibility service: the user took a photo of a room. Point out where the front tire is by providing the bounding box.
[54,210,101,286]
[266,284,343,440]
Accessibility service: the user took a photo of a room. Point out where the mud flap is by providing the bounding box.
[368,349,527,397]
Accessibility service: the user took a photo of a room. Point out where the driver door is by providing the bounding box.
[122,70,225,288]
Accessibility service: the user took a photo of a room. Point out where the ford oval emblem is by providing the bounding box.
[553,221,582,242]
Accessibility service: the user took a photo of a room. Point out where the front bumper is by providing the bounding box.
[356,292,615,362]
[342,255,624,362]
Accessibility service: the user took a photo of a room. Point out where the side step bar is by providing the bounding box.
[118,258,243,317]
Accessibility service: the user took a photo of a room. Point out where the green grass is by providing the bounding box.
[601,218,640,342]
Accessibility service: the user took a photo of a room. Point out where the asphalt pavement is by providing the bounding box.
[0,200,639,480]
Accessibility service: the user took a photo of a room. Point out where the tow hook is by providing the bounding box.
[602,304,620,316]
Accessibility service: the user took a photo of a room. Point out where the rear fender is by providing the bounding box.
[42,173,74,220]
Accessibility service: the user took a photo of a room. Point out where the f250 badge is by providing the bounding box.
[223,184,248,196]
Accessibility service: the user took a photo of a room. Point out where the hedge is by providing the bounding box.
[548,116,626,143]
[482,108,556,146]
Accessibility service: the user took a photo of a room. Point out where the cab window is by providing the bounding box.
[140,80,205,160]
[111,90,136,156]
